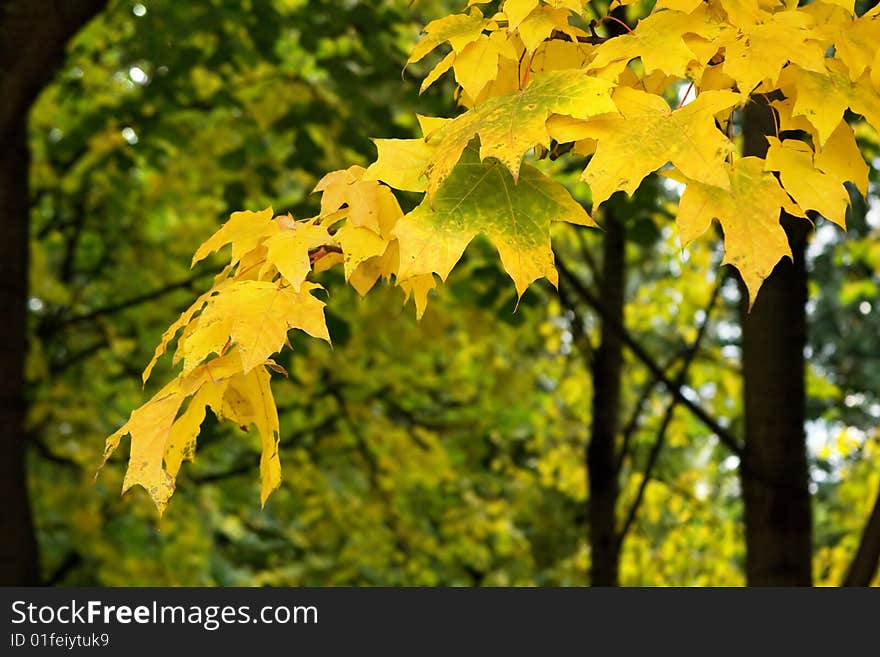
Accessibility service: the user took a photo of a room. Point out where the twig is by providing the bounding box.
[616,282,722,545]
[555,255,742,456]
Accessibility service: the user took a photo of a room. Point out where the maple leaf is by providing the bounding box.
[348,240,399,297]
[423,69,617,197]
[503,0,540,29]
[262,217,333,292]
[106,353,285,511]
[779,61,880,145]
[364,138,436,192]
[487,0,583,32]
[163,384,225,479]
[178,280,330,374]
[399,273,438,320]
[334,223,389,280]
[103,351,245,513]
[653,0,704,11]
[107,0,880,516]
[407,10,490,65]
[716,0,768,27]
[453,32,520,100]
[515,6,587,53]
[528,40,594,78]
[314,166,402,237]
[718,9,826,93]
[587,8,721,78]
[191,208,277,267]
[420,50,456,94]
[672,157,806,306]
[807,2,879,81]
[216,366,282,506]
[764,137,851,229]
[141,289,216,384]
[580,88,741,208]
[814,121,870,197]
[395,145,595,299]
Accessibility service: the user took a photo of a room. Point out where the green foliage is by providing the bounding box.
[26,0,880,586]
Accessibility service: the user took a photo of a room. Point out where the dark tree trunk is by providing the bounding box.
[0,112,39,586]
[843,485,880,586]
[588,208,625,586]
[738,100,813,586]
[0,0,107,585]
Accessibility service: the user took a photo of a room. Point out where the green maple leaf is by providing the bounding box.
[395,145,596,298]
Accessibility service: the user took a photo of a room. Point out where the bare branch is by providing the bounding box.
[555,254,743,456]
[39,267,220,337]
[617,282,721,545]
[843,482,880,586]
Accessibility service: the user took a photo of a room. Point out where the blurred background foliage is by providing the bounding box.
[26,0,879,585]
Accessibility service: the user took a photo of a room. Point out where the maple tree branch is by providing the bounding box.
[843,481,880,586]
[42,551,84,586]
[616,350,683,475]
[547,29,608,46]
[26,432,81,470]
[616,282,721,546]
[39,267,221,337]
[309,244,343,265]
[373,388,472,439]
[48,338,108,375]
[556,254,743,456]
[594,15,634,34]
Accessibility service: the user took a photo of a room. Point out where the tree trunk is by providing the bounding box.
[0,0,108,585]
[0,113,40,586]
[843,484,880,586]
[588,208,625,586]
[738,100,813,586]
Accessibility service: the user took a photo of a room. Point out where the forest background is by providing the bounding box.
[1,0,879,586]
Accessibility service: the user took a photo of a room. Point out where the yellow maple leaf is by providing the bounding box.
[262,217,332,291]
[141,288,217,384]
[453,32,520,100]
[217,367,282,506]
[814,120,870,196]
[655,0,704,12]
[191,208,277,267]
[424,69,616,197]
[504,0,540,29]
[164,383,226,478]
[807,1,879,81]
[408,9,489,65]
[581,88,741,208]
[348,240,399,297]
[103,351,244,513]
[420,50,456,94]
[779,61,880,145]
[335,223,389,280]
[363,138,435,192]
[672,157,806,306]
[764,137,851,228]
[399,274,438,319]
[718,10,826,93]
[587,8,721,78]
[516,6,586,53]
[528,40,594,76]
[314,166,402,237]
[179,280,330,374]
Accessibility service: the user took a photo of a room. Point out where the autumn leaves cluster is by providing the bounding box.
[105,0,879,510]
